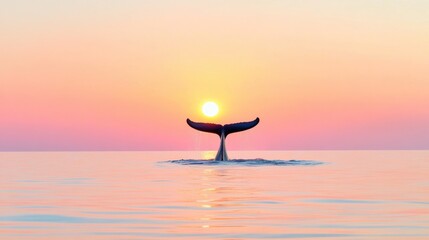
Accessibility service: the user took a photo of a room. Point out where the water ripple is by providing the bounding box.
[165,159,323,166]
[0,214,137,224]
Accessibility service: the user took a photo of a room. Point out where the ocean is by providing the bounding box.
[1,151,428,239]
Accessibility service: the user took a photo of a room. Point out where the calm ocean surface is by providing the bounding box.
[0,151,428,240]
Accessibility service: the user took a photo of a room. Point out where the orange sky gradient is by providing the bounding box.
[1,1,429,150]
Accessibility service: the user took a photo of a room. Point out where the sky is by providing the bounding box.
[1,1,429,151]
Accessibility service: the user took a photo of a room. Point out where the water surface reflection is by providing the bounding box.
[0,151,428,239]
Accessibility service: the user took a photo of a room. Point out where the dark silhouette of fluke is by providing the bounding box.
[187,117,260,161]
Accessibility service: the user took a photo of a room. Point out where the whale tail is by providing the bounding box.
[186,117,259,137]
[186,117,259,161]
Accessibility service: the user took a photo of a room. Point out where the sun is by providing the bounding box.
[202,101,219,117]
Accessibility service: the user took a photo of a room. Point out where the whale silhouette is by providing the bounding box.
[187,117,260,161]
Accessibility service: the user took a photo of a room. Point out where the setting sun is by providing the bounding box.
[202,101,219,117]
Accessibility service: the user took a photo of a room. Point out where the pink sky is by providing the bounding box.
[1,1,429,150]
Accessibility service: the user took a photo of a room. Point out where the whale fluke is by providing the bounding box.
[186,118,260,161]
[186,118,259,138]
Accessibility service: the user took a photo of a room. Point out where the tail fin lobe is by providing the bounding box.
[186,119,223,136]
[223,117,259,137]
